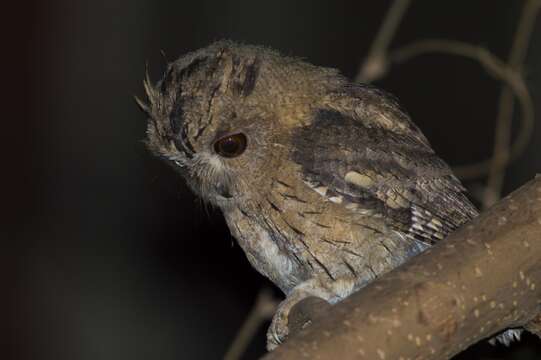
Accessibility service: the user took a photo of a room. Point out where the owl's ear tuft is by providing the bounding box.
[134,95,150,115]
[142,63,159,107]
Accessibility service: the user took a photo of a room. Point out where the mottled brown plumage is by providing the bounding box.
[140,40,480,350]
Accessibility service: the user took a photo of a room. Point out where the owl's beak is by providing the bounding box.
[215,183,233,199]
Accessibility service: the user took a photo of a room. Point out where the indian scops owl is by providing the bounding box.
[139,41,480,350]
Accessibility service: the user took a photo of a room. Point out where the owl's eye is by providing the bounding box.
[213,133,248,158]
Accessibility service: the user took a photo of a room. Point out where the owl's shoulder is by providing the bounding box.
[291,103,478,246]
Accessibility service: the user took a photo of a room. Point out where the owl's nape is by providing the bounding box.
[140,40,478,350]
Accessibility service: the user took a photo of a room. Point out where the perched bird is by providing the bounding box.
[138,41,513,350]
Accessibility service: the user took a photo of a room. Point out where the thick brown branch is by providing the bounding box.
[263,176,541,360]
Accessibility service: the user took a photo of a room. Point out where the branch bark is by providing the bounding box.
[262,175,541,360]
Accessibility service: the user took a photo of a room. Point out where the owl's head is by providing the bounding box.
[139,41,426,207]
[139,41,346,206]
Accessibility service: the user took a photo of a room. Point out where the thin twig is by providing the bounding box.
[387,39,535,180]
[355,0,411,83]
[224,288,279,360]
[482,0,541,208]
[355,2,538,183]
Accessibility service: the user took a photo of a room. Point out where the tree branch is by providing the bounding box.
[262,175,541,360]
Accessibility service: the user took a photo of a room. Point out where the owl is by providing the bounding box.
[139,40,481,350]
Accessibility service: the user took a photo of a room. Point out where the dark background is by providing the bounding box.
[7,0,541,359]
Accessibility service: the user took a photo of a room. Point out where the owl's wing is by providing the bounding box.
[292,88,478,245]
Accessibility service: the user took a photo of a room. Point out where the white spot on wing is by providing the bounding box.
[345,171,374,188]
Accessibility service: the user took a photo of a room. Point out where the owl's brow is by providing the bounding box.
[165,55,213,156]
[193,82,221,142]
